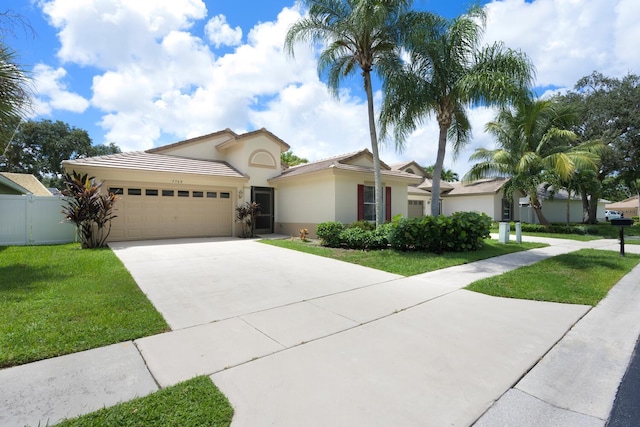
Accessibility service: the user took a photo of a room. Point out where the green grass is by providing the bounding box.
[0,244,169,368]
[261,239,546,276]
[466,249,640,306]
[54,375,234,427]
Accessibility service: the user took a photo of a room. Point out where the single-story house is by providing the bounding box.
[606,196,639,218]
[62,128,420,241]
[442,178,520,221]
[0,172,52,196]
[440,178,607,224]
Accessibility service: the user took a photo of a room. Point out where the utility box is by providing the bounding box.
[498,222,510,243]
[515,222,522,244]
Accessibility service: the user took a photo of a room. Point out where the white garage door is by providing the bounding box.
[107,183,233,241]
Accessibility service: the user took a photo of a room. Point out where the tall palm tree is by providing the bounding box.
[285,0,412,226]
[380,6,534,217]
[465,99,601,225]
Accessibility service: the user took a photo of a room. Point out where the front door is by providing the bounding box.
[252,186,274,234]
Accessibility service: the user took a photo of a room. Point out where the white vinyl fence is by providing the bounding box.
[0,194,77,246]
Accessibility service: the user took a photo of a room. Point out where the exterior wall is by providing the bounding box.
[0,194,76,245]
[390,182,409,219]
[443,194,499,219]
[222,134,283,190]
[274,173,336,236]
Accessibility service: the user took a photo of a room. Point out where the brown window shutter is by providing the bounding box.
[357,184,364,221]
[385,187,392,222]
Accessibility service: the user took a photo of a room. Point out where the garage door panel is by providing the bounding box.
[108,183,233,241]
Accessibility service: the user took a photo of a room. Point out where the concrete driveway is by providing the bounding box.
[109,237,591,426]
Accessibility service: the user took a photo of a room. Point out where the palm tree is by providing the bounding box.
[285,0,412,226]
[380,6,534,217]
[465,99,601,225]
[0,43,30,124]
[423,164,459,182]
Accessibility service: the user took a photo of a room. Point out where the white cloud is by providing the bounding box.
[483,0,640,88]
[205,14,242,48]
[33,0,640,178]
[31,64,90,115]
[41,0,207,68]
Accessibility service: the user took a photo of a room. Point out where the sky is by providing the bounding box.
[3,0,640,176]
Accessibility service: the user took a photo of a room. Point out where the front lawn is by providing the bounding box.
[0,244,169,368]
[466,249,640,306]
[261,239,546,276]
[55,375,233,427]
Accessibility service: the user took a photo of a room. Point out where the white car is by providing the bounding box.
[605,210,622,221]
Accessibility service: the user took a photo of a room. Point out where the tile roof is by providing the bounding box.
[274,149,419,181]
[445,178,509,196]
[0,172,52,196]
[63,151,247,179]
[606,196,639,209]
[416,178,454,191]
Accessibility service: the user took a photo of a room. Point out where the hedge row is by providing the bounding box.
[316,212,491,253]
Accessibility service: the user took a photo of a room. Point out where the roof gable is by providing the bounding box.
[390,161,427,177]
[215,128,291,153]
[272,149,418,183]
[0,173,52,196]
[147,129,236,156]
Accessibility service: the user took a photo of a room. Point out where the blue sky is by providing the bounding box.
[3,0,639,175]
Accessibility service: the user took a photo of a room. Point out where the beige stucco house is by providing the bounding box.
[606,196,639,219]
[62,128,420,241]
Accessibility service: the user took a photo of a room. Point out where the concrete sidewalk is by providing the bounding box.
[0,237,639,426]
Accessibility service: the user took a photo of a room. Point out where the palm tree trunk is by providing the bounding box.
[430,123,448,217]
[364,70,383,227]
[566,189,570,225]
[531,193,550,226]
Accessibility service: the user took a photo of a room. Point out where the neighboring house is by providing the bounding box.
[0,172,52,196]
[390,161,453,217]
[442,178,519,221]
[606,196,639,219]
[62,128,420,241]
[441,178,608,224]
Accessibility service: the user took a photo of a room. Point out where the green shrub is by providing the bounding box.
[339,227,373,250]
[633,216,639,223]
[389,212,491,253]
[370,222,393,249]
[347,220,376,231]
[316,221,344,247]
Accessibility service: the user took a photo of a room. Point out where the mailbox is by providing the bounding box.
[611,218,634,256]
[611,218,634,227]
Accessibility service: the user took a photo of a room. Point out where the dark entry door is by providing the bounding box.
[252,186,274,234]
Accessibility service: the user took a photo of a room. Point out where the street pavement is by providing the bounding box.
[0,236,639,426]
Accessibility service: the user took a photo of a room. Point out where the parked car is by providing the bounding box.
[605,210,623,221]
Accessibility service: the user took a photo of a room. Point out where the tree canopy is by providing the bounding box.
[281,151,308,167]
[0,119,121,187]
